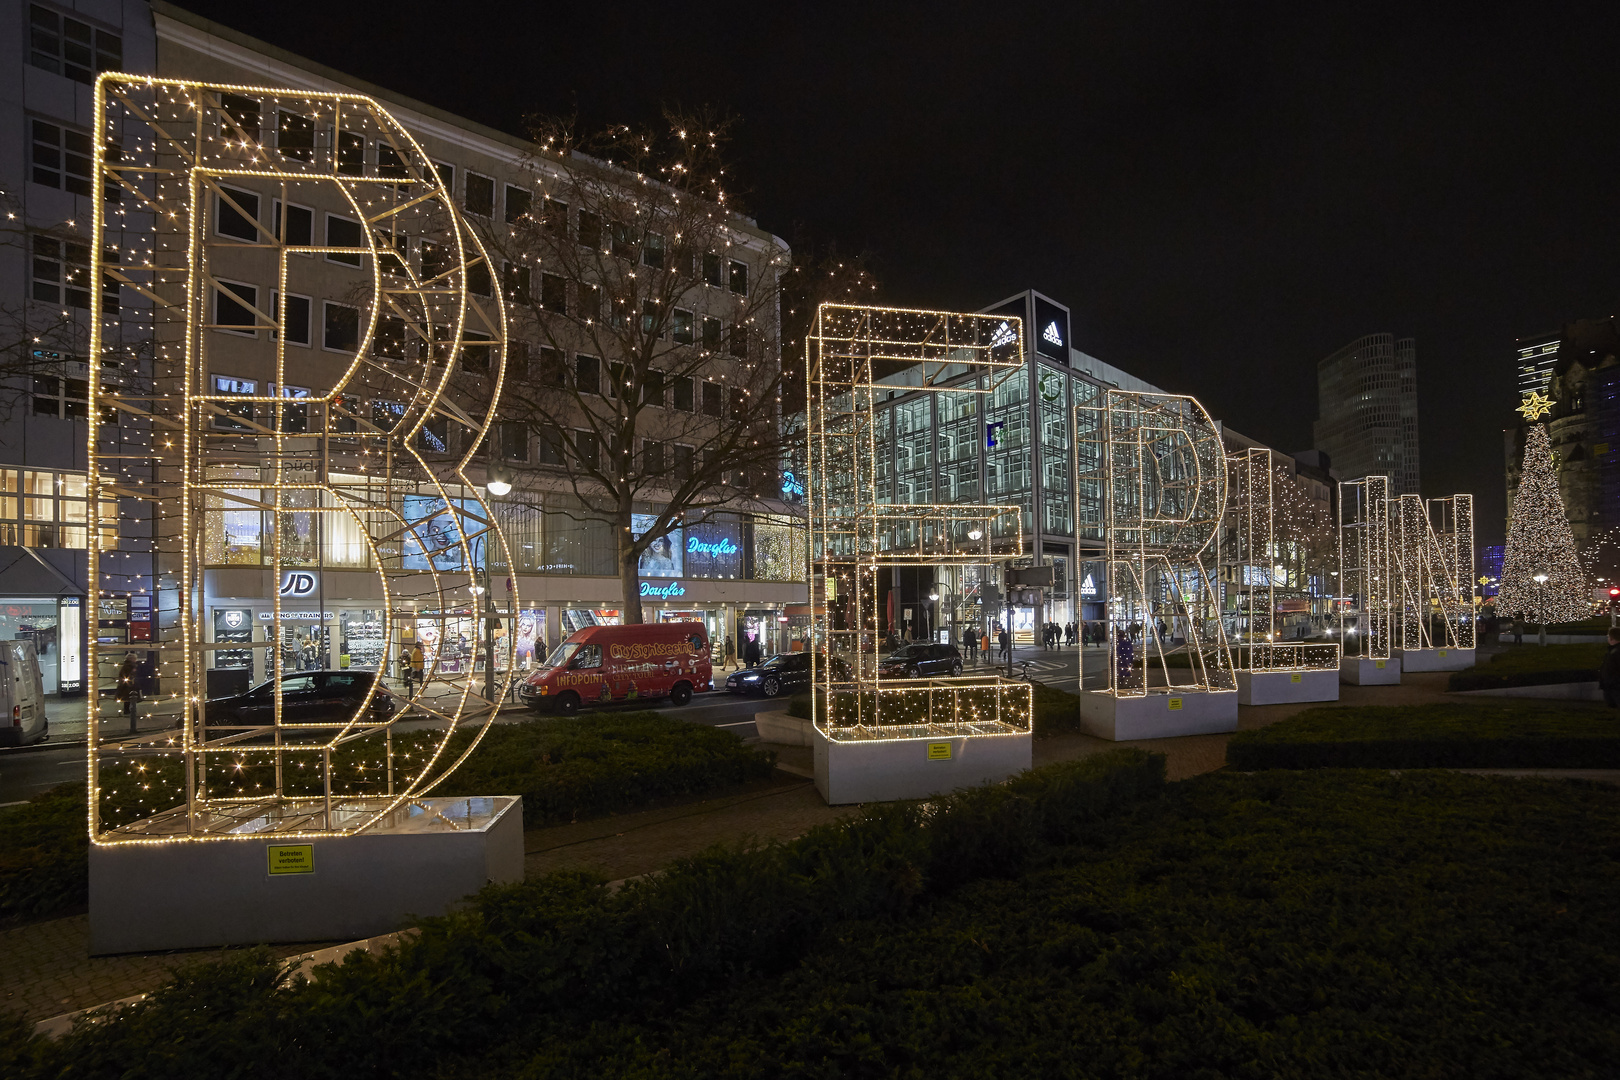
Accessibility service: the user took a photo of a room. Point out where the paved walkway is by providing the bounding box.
[9,659,1618,1028]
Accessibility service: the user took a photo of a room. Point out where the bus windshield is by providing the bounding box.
[543,642,579,668]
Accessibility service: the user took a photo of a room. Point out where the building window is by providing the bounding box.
[537,426,566,466]
[575,431,600,470]
[500,422,528,461]
[418,420,449,454]
[672,309,694,345]
[643,369,665,408]
[324,302,359,352]
[643,440,664,475]
[31,236,116,311]
[577,211,602,250]
[432,162,454,197]
[508,341,530,381]
[729,260,748,294]
[376,229,409,276]
[375,315,408,360]
[420,239,447,280]
[674,444,694,480]
[211,374,257,431]
[30,120,116,200]
[575,354,601,395]
[610,221,635,260]
[702,316,722,351]
[541,273,567,315]
[378,143,409,181]
[503,263,531,305]
[326,214,363,267]
[216,186,260,242]
[505,185,531,223]
[643,232,665,270]
[730,387,747,419]
[372,400,404,431]
[28,5,120,85]
[214,281,258,335]
[729,323,748,358]
[273,200,313,248]
[673,375,694,412]
[465,172,495,217]
[461,330,491,373]
[30,371,90,421]
[337,130,364,175]
[703,253,723,287]
[466,260,493,297]
[277,111,315,161]
[276,385,310,433]
[538,346,565,386]
[542,199,568,235]
[219,93,261,143]
[271,292,311,345]
[641,300,660,336]
[701,381,723,417]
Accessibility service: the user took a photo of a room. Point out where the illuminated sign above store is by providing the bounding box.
[1080,574,1098,597]
[1032,296,1070,363]
[279,571,317,597]
[687,535,738,558]
[639,581,687,599]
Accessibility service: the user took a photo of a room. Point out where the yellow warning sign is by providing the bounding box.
[1290,672,1302,683]
[1437,650,1447,658]
[1375,660,1386,669]
[268,844,314,876]
[928,742,952,760]
[1167,697,1183,711]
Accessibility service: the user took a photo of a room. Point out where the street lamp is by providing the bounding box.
[927,585,941,644]
[1533,572,1549,646]
[485,461,512,497]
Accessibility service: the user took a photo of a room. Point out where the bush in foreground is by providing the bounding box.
[0,712,773,926]
[1228,702,1620,769]
[18,758,1620,1077]
[1447,642,1606,691]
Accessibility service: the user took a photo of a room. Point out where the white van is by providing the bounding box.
[0,639,47,746]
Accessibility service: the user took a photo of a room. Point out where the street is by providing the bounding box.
[0,644,1108,805]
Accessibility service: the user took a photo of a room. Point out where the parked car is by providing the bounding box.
[0,639,47,746]
[519,622,712,716]
[878,642,963,678]
[725,652,813,697]
[205,670,395,725]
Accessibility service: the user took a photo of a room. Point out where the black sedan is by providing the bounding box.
[878,642,963,678]
[724,652,812,697]
[205,670,396,725]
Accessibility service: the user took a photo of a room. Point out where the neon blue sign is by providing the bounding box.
[687,535,739,558]
[639,580,687,599]
[780,470,805,499]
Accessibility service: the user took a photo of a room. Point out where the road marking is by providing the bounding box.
[715,720,758,728]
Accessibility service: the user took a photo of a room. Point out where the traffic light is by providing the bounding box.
[1609,587,1619,601]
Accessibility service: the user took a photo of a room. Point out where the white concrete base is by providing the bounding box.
[1496,634,1607,645]
[1454,680,1603,701]
[89,796,524,954]
[1079,690,1239,741]
[1396,647,1475,672]
[812,726,1032,805]
[1340,656,1401,684]
[754,709,813,746]
[1235,669,1340,705]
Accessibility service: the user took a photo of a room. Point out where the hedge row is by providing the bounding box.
[1228,703,1620,769]
[1447,642,1606,691]
[786,682,1083,736]
[3,749,1167,1079]
[0,712,774,927]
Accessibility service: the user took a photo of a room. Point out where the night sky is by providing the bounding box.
[176,0,1620,545]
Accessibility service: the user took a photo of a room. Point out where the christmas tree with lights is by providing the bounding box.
[1496,424,1589,623]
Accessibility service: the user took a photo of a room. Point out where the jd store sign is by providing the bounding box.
[279,572,317,597]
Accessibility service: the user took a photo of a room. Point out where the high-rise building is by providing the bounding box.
[1516,333,1560,400]
[1312,333,1421,495]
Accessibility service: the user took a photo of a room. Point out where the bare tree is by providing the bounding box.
[468,109,799,623]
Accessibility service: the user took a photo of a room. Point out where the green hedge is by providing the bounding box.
[1228,703,1620,769]
[13,760,1620,1077]
[786,682,1080,735]
[8,750,1166,1078]
[0,713,773,928]
[1448,642,1606,691]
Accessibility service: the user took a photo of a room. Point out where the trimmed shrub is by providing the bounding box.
[1227,703,1620,769]
[1448,642,1606,691]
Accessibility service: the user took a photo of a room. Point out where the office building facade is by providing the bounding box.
[1312,333,1420,495]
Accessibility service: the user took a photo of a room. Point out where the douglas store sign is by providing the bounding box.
[683,523,742,578]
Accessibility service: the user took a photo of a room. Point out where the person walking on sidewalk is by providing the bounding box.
[116,654,139,717]
[998,626,1011,661]
[1601,627,1620,708]
[962,625,977,664]
[743,635,763,668]
[723,636,736,671]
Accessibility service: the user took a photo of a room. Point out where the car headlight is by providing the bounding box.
[742,674,760,681]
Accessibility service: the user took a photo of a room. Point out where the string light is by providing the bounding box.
[1497,423,1587,623]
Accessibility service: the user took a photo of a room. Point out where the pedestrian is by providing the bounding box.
[1602,627,1620,709]
[116,654,139,717]
[744,635,762,668]
[1512,617,1523,645]
[723,636,736,670]
[962,625,977,663]
[998,626,1011,660]
[981,630,991,658]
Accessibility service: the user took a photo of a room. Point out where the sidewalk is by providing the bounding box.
[9,666,1614,1027]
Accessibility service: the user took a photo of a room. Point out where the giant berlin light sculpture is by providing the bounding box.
[87,76,516,844]
[1392,493,1476,653]
[805,304,1030,739]
[1338,475,1394,661]
[1076,390,1234,698]
[1227,447,1337,672]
